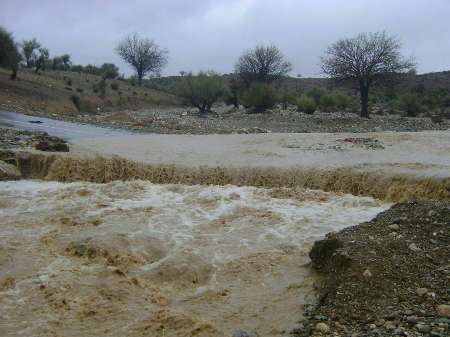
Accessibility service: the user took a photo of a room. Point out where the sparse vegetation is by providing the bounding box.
[0,26,21,80]
[116,33,168,86]
[21,38,40,68]
[297,95,317,114]
[242,82,277,113]
[174,71,228,114]
[235,44,292,86]
[322,31,415,117]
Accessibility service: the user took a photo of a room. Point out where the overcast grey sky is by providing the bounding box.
[1,0,449,77]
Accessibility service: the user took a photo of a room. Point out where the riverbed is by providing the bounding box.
[0,180,388,337]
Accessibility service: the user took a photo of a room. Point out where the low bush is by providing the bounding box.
[111,82,119,90]
[241,82,277,113]
[70,94,81,110]
[173,71,229,114]
[399,94,422,117]
[93,79,106,96]
[297,95,317,114]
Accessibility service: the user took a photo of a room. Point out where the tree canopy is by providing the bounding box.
[116,33,168,86]
[321,31,415,117]
[235,44,292,86]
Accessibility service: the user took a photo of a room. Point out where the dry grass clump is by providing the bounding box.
[46,155,450,202]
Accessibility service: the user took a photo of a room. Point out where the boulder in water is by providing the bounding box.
[0,160,21,181]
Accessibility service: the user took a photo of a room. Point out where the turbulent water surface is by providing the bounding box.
[0,180,388,337]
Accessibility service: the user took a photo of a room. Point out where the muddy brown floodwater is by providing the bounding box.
[0,180,388,337]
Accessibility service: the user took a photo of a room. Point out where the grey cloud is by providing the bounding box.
[1,0,449,77]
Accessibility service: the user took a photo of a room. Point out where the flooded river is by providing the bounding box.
[0,180,388,337]
[0,111,130,139]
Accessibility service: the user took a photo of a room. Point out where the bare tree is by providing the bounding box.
[321,31,415,117]
[116,33,168,86]
[21,38,40,68]
[235,44,292,86]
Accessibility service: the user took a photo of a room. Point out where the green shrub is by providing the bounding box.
[399,94,422,117]
[241,82,277,113]
[111,82,119,90]
[70,94,81,110]
[93,79,106,96]
[319,93,337,112]
[173,71,229,114]
[333,92,351,110]
[66,78,72,86]
[297,95,317,114]
[280,90,295,110]
[306,87,326,105]
[76,87,83,93]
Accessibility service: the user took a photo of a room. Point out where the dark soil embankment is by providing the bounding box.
[295,202,450,337]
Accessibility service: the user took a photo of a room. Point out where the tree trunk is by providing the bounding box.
[359,80,370,118]
[137,68,143,86]
[10,66,18,80]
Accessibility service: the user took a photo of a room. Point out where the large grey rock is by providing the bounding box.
[0,160,21,181]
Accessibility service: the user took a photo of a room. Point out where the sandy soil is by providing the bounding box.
[0,180,387,337]
[71,131,450,178]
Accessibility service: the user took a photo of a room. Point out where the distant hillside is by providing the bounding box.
[0,68,181,115]
[148,70,450,97]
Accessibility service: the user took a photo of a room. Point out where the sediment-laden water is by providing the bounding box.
[0,180,388,336]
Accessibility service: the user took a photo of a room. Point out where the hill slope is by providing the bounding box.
[0,68,181,115]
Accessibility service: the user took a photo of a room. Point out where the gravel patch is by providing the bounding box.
[27,107,450,134]
[294,201,450,337]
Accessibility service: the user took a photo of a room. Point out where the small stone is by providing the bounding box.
[436,304,450,318]
[388,224,400,230]
[314,315,328,321]
[385,322,396,330]
[394,328,407,336]
[415,324,430,333]
[232,330,253,337]
[363,269,373,278]
[375,319,385,327]
[315,322,330,333]
[408,243,421,252]
[416,288,428,296]
[407,315,418,324]
[369,324,377,329]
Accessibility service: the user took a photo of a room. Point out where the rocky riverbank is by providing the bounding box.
[294,201,450,337]
[22,108,450,134]
[0,127,69,151]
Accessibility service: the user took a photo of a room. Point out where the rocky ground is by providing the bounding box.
[24,107,450,134]
[294,202,450,337]
[0,127,68,151]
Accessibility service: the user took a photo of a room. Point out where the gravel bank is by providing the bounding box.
[25,108,450,134]
[295,201,450,337]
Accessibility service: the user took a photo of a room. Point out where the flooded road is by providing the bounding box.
[0,180,388,337]
[0,111,130,139]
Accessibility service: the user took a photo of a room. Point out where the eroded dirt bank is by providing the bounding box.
[2,150,449,202]
[298,202,450,337]
[0,180,388,337]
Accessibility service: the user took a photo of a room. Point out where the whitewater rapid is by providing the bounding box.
[0,180,389,336]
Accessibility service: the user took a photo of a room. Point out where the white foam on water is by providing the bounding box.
[0,180,390,337]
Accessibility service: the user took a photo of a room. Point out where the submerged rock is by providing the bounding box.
[0,160,21,180]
